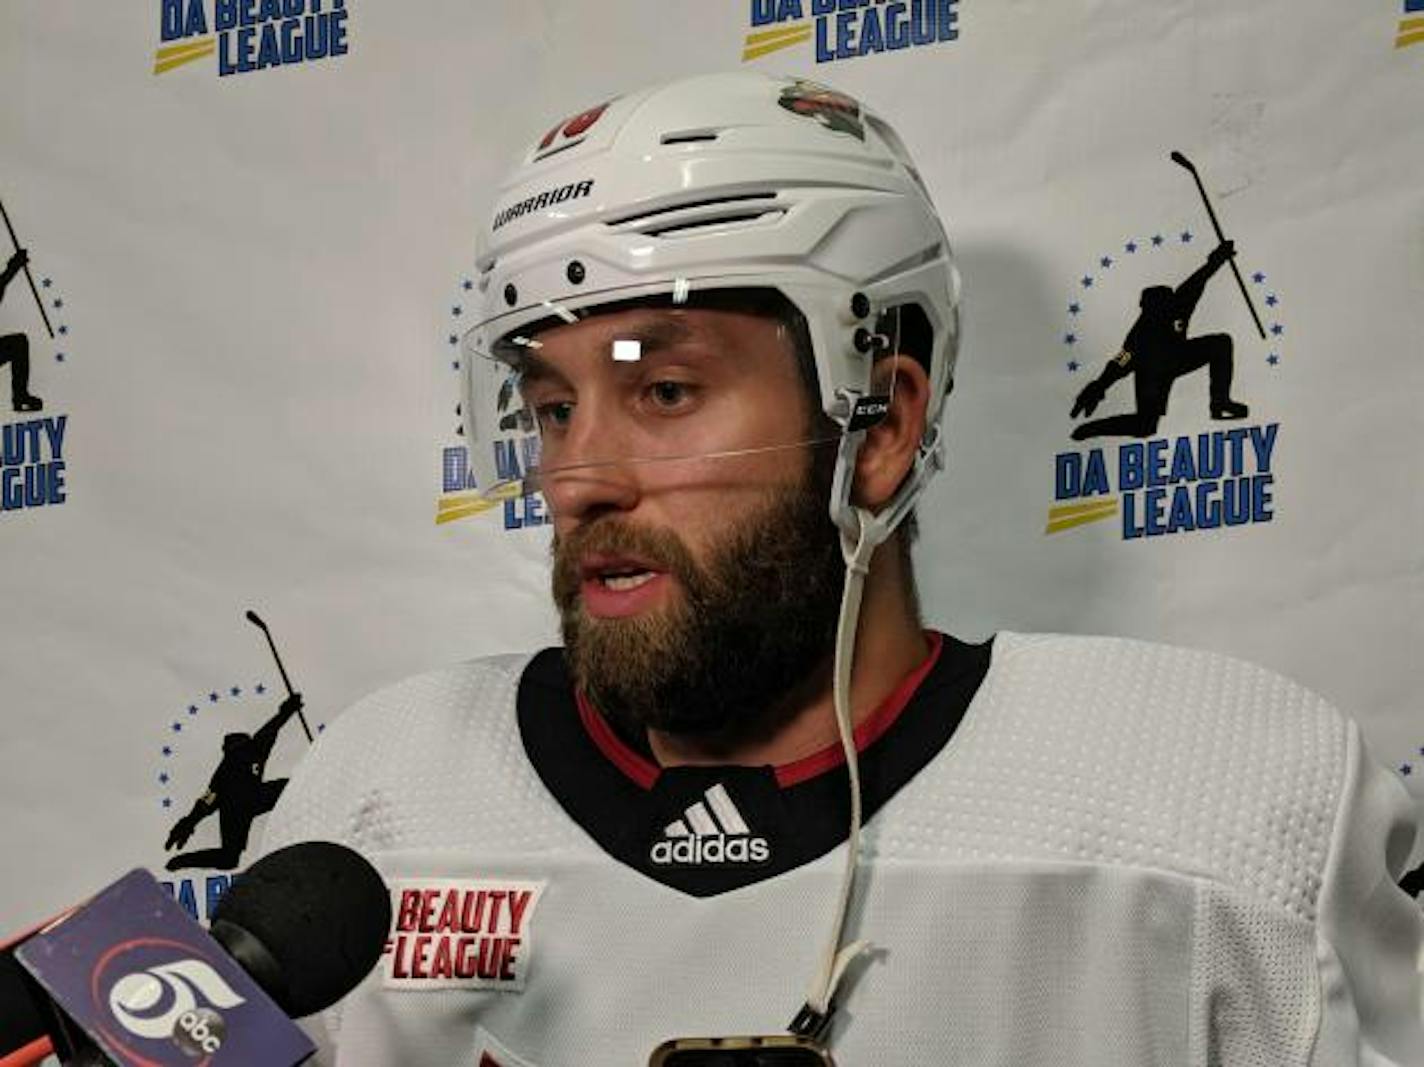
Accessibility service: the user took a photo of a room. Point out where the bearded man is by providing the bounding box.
[261,73,1423,1066]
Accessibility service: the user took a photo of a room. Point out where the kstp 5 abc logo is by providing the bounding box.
[100,944,246,1059]
[532,101,611,162]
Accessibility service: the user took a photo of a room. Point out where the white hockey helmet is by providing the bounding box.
[462,70,960,546]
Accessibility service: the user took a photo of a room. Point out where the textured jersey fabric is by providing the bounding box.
[259,632,1424,1065]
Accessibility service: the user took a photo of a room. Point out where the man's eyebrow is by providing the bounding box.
[607,312,697,355]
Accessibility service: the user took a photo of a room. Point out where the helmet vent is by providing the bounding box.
[642,208,785,237]
[605,191,777,227]
[660,129,721,145]
[605,193,783,239]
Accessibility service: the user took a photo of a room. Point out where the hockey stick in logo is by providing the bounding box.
[245,609,314,742]
[0,196,55,340]
[1169,151,1266,339]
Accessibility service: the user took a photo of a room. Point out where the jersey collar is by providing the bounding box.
[518,631,991,897]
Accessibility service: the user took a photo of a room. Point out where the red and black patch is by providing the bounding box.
[777,79,865,141]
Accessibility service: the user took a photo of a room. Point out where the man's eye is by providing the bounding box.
[647,380,695,409]
[535,401,574,429]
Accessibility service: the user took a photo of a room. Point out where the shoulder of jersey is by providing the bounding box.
[888,631,1352,921]
[262,652,554,855]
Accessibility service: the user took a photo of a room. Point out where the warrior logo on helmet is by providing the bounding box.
[777,79,864,141]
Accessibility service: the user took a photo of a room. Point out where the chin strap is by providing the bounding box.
[791,411,945,1043]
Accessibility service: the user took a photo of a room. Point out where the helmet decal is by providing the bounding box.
[777,79,864,141]
[533,101,612,161]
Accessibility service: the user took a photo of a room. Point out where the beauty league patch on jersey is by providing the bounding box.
[384,879,545,992]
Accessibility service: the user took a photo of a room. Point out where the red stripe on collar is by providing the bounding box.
[774,631,944,787]
[575,631,945,791]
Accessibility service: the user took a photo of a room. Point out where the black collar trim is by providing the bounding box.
[517,632,992,897]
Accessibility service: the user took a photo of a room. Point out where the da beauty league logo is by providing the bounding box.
[435,276,550,533]
[1046,152,1288,542]
[154,0,350,77]
[0,195,74,520]
[742,0,959,64]
[150,610,325,924]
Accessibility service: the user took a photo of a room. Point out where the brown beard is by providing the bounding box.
[551,465,844,739]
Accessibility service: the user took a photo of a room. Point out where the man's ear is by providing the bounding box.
[851,354,931,511]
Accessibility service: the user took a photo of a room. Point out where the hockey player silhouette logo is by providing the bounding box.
[0,196,55,412]
[163,611,316,872]
[1069,239,1249,440]
[163,691,305,872]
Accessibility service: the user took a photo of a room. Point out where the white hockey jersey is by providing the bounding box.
[260,632,1424,1065]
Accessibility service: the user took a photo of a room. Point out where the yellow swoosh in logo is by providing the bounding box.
[153,37,216,75]
[1396,16,1424,49]
[1044,498,1120,535]
[742,22,812,61]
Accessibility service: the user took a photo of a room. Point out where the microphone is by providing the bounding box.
[4,841,390,1066]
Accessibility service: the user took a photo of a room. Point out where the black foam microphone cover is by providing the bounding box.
[211,841,390,1019]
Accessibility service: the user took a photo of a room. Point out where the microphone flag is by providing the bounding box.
[15,869,315,1066]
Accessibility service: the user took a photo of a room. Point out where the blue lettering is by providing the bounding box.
[858,6,885,53]
[443,447,475,493]
[938,0,958,40]
[1249,422,1278,474]
[815,15,835,60]
[1252,474,1273,523]
[215,0,238,32]
[494,439,523,483]
[835,11,857,58]
[1196,481,1222,529]
[885,2,909,47]
[1122,492,1143,539]
[1168,437,1195,483]
[1143,487,1167,536]
[910,0,936,45]
[256,22,282,67]
[161,0,209,40]
[43,415,65,460]
[1223,478,1251,526]
[258,0,283,20]
[503,493,550,530]
[47,461,65,505]
[1119,442,1144,491]
[1225,428,1248,476]
[1197,432,1223,478]
[205,874,235,919]
[281,0,305,15]
[812,0,836,14]
[1054,453,1081,500]
[1082,450,1109,495]
[1146,438,1168,487]
[751,0,777,25]
[175,878,199,920]
[330,8,348,57]
[281,18,303,61]
[1166,486,1195,534]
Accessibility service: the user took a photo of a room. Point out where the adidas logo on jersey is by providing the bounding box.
[650,783,771,867]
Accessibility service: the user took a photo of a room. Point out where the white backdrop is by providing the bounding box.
[1,0,1420,931]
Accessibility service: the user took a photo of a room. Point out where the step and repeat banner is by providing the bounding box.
[1,1,1421,930]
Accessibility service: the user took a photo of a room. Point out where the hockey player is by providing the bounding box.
[165,692,304,871]
[261,73,1423,1065]
[1069,240,1249,440]
[0,249,43,413]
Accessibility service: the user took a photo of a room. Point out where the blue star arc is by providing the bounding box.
[1060,228,1288,369]
[157,681,324,811]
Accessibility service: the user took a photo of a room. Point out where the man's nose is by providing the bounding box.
[539,412,642,524]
